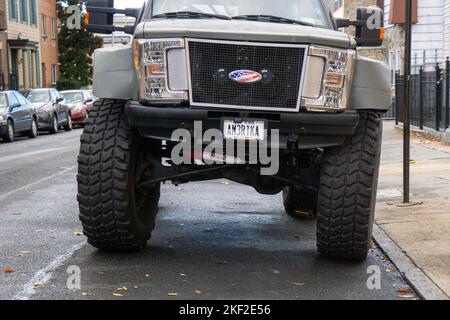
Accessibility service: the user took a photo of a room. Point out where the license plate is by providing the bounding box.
[223,119,265,141]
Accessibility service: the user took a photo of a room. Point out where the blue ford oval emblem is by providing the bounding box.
[229,70,262,83]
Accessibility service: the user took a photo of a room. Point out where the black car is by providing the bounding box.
[0,91,38,142]
[24,89,72,133]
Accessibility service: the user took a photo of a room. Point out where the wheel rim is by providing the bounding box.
[8,122,14,139]
[32,120,37,136]
[68,116,72,129]
[53,117,58,131]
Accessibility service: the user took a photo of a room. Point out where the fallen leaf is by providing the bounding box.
[133,285,139,289]
[33,283,43,289]
[291,282,305,287]
[399,294,416,299]
[35,230,43,233]
[117,287,128,292]
[179,273,187,277]
[112,293,124,297]
[409,160,418,165]
[73,232,83,236]
[167,292,178,297]
[195,289,203,295]
[4,268,15,274]
[145,274,151,278]
[272,270,280,274]
[397,288,415,294]
[82,292,93,296]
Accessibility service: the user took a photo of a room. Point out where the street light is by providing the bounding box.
[403,0,413,204]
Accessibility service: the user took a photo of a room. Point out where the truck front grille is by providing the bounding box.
[187,39,307,112]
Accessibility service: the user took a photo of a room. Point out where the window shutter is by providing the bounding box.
[389,0,418,25]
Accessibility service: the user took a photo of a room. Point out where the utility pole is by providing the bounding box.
[403,0,413,204]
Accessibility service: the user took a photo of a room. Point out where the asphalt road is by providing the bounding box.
[0,129,416,300]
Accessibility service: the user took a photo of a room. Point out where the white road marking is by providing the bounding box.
[0,147,77,164]
[13,241,86,300]
[0,166,76,203]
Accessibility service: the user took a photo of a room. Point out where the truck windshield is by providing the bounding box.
[150,0,329,28]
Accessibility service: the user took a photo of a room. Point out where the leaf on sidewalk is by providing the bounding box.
[73,232,83,236]
[397,288,415,293]
[291,282,305,287]
[399,294,416,299]
[195,289,203,295]
[117,287,128,292]
[112,293,124,297]
[4,268,15,274]
[167,292,178,297]
[179,273,187,277]
[33,283,43,289]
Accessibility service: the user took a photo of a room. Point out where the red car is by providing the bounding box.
[60,90,94,127]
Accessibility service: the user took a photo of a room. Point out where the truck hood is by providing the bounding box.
[137,19,355,49]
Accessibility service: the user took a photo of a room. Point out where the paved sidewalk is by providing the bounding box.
[376,120,450,299]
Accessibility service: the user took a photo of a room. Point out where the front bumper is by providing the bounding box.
[70,110,87,124]
[36,112,52,130]
[0,123,7,136]
[125,101,360,149]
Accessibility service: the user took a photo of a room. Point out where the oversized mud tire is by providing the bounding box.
[316,112,382,261]
[283,186,318,220]
[77,99,160,251]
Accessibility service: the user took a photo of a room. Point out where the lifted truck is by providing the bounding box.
[80,0,391,261]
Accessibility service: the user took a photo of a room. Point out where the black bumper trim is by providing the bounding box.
[125,101,360,149]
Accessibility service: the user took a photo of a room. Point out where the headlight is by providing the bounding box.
[134,38,188,103]
[0,115,4,122]
[302,46,355,111]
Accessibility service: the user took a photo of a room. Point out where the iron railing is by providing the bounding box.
[393,59,450,131]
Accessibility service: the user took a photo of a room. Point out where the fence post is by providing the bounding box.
[446,57,450,129]
[395,71,400,125]
[435,64,442,131]
[419,66,424,130]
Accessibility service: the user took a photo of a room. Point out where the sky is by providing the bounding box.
[116,0,146,9]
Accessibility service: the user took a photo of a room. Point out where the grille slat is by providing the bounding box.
[187,39,306,111]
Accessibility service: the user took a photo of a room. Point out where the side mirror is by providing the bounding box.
[86,0,139,35]
[56,97,64,103]
[11,103,21,110]
[85,99,93,104]
[335,6,384,47]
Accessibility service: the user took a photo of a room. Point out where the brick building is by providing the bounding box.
[39,0,58,88]
[0,0,9,89]
[5,0,41,90]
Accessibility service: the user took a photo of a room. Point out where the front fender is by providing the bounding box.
[93,45,139,100]
[349,56,391,111]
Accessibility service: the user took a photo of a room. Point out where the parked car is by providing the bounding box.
[60,90,95,126]
[0,91,38,142]
[24,89,72,133]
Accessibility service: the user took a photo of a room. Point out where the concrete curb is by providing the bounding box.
[373,224,449,300]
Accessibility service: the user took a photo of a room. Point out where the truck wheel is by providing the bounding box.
[316,112,382,261]
[283,186,317,220]
[77,99,161,251]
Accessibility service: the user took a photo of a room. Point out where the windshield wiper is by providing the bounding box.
[152,11,231,20]
[232,15,314,27]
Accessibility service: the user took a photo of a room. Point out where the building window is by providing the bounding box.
[51,65,57,85]
[51,18,56,46]
[42,15,47,44]
[29,0,37,26]
[9,0,18,21]
[20,0,28,24]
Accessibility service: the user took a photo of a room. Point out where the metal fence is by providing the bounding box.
[393,59,450,131]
